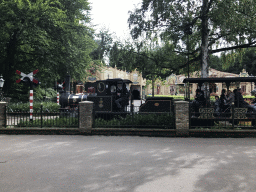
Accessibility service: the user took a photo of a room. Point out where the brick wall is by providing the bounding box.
[79,101,94,133]
[174,101,189,136]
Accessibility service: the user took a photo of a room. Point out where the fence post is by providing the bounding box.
[232,104,234,129]
[131,102,134,128]
[79,101,93,134]
[0,102,7,128]
[174,101,189,136]
[41,104,43,128]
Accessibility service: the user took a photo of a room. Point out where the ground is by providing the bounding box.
[1,135,256,192]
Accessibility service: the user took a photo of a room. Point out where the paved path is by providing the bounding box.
[1,136,256,192]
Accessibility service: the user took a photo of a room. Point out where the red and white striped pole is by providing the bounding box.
[57,92,59,105]
[30,90,33,121]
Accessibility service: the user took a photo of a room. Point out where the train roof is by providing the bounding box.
[97,78,133,84]
[183,77,256,84]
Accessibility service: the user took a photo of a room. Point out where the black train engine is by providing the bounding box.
[60,78,132,113]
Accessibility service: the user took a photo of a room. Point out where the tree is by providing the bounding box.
[221,48,256,75]
[90,29,114,65]
[109,40,186,96]
[0,0,96,98]
[209,55,222,71]
[128,0,256,78]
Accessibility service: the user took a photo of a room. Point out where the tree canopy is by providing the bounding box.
[109,40,185,79]
[0,0,96,97]
[128,0,256,77]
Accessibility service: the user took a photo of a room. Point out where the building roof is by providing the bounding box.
[183,77,256,84]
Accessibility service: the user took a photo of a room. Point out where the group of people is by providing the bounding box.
[191,88,256,117]
[215,88,256,115]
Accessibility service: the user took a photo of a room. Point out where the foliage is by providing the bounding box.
[210,92,218,97]
[0,0,97,97]
[17,117,78,127]
[33,87,57,101]
[209,55,223,71]
[90,29,114,65]
[109,40,186,96]
[110,40,185,78]
[146,95,184,100]
[7,101,60,113]
[128,0,256,77]
[220,48,256,75]
[95,113,174,128]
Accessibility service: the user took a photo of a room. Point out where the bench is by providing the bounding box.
[198,107,248,119]
[190,107,256,128]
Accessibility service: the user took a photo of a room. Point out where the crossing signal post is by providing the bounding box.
[16,69,40,121]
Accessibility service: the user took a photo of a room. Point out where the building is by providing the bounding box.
[145,68,255,96]
[80,66,254,98]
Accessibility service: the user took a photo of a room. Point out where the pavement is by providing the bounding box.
[1,135,256,192]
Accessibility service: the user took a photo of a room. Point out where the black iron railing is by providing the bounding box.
[93,106,175,129]
[5,106,79,128]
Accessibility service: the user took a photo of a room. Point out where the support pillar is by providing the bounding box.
[79,101,93,133]
[0,102,7,128]
[174,101,189,136]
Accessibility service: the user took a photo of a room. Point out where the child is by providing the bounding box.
[214,96,220,116]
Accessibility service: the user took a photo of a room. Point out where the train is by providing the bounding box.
[59,75,174,114]
[59,77,133,112]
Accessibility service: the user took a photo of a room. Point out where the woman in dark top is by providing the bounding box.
[220,89,227,112]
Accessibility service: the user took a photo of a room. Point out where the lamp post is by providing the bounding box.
[0,75,5,101]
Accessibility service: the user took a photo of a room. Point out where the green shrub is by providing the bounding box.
[17,117,78,127]
[7,101,59,112]
[34,87,57,101]
[95,113,174,128]
[146,95,184,100]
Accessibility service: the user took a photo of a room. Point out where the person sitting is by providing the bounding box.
[235,88,256,112]
[115,84,129,111]
[191,89,206,117]
[251,89,256,106]
[223,89,235,115]
[226,90,235,107]
[219,89,229,113]
[214,96,221,116]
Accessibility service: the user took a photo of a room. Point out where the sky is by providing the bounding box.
[89,0,142,41]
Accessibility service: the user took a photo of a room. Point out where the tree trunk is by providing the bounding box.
[201,0,210,105]
[201,0,209,78]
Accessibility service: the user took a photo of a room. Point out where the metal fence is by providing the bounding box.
[5,106,79,128]
[93,106,175,129]
[190,105,256,129]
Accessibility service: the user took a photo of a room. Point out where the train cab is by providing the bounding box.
[86,78,132,112]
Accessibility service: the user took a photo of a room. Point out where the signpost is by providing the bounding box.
[16,69,39,121]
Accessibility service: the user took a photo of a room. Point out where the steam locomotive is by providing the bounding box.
[59,75,174,114]
[59,77,132,112]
